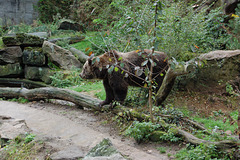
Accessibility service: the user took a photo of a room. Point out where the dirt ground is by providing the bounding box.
[168,90,240,117]
[31,99,183,159]
[1,88,239,160]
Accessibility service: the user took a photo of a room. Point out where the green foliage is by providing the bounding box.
[24,134,36,143]
[70,31,108,56]
[175,143,231,160]
[69,80,105,100]
[193,110,238,136]
[55,39,70,49]
[159,129,182,142]
[225,4,240,49]
[72,0,113,29]
[226,82,240,97]
[90,0,239,62]
[125,121,160,143]
[9,97,29,104]
[2,133,38,160]
[71,39,92,52]
[5,20,59,35]
[124,87,148,107]
[159,104,185,125]
[50,69,82,88]
[157,147,167,154]
[37,0,74,23]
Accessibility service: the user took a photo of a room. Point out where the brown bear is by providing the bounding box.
[79,49,169,107]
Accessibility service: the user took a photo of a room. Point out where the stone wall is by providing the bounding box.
[0,0,39,26]
[0,32,82,85]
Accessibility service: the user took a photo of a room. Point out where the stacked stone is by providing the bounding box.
[0,32,82,84]
[0,33,52,84]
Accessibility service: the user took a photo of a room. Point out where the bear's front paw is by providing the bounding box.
[99,101,116,109]
[99,101,108,107]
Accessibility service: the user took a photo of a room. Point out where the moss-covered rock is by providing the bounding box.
[2,33,44,47]
[84,138,125,160]
[24,66,54,84]
[0,63,23,77]
[177,50,240,92]
[2,34,21,46]
[42,41,81,70]
[22,47,46,66]
[85,138,118,157]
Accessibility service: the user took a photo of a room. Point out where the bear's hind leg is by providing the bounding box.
[99,79,114,107]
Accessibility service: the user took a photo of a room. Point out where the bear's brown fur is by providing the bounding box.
[80,49,169,107]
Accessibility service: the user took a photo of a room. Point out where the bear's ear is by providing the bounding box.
[88,54,95,65]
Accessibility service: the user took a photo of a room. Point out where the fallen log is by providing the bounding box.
[69,47,89,63]
[0,78,48,88]
[0,87,101,110]
[178,129,238,149]
[0,87,238,150]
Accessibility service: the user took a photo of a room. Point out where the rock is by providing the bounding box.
[49,36,85,44]
[58,20,83,31]
[178,50,240,92]
[0,115,31,140]
[50,145,84,160]
[2,33,44,47]
[27,32,48,39]
[0,63,23,77]
[0,46,23,64]
[83,154,125,160]
[24,66,53,84]
[83,138,126,160]
[69,47,89,63]
[42,41,81,70]
[22,47,46,66]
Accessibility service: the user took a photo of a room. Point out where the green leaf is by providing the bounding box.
[141,60,148,66]
[120,63,125,68]
[118,57,123,61]
[135,68,143,77]
[108,65,114,74]
[144,68,149,76]
[114,67,119,72]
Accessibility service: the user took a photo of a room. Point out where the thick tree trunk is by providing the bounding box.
[155,62,195,105]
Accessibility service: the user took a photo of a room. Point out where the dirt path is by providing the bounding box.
[0,100,176,160]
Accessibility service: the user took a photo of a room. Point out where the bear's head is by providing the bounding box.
[80,50,120,79]
[79,57,95,79]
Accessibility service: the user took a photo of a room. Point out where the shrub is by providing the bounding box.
[37,0,74,23]
[125,121,160,143]
[50,69,82,88]
[175,143,231,160]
